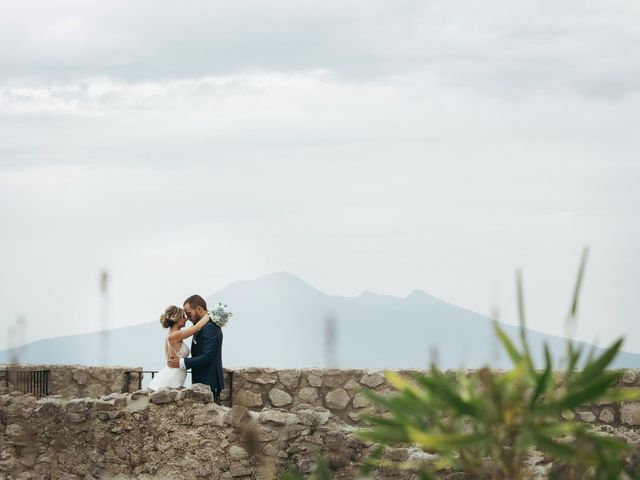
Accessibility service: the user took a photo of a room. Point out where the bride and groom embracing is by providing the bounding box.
[149,294,229,405]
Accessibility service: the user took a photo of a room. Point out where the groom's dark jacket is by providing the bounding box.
[185,320,224,392]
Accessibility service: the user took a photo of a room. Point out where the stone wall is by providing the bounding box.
[0,384,376,480]
[0,364,141,399]
[229,368,640,428]
[1,368,640,479]
[3,365,640,428]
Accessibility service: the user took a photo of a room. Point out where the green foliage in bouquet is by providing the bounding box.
[358,248,640,479]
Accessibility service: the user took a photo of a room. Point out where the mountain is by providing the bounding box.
[2,272,639,370]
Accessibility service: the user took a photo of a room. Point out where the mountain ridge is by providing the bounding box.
[2,271,638,370]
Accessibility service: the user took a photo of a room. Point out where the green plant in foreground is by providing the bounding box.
[358,248,640,479]
[280,448,383,480]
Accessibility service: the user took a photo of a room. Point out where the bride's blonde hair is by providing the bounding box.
[160,305,185,328]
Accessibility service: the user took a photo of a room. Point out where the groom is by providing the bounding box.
[168,294,224,404]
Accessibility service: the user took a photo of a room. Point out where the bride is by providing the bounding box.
[148,305,210,391]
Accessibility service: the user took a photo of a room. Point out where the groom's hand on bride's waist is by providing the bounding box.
[167,357,180,368]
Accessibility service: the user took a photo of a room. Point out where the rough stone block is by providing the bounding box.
[130,389,151,401]
[124,396,149,414]
[259,410,299,426]
[307,374,322,387]
[72,370,88,386]
[250,374,277,385]
[623,370,638,385]
[599,408,615,424]
[150,389,178,405]
[5,423,24,439]
[322,372,350,388]
[224,405,250,427]
[278,370,301,390]
[352,393,371,409]
[229,445,249,461]
[235,390,263,408]
[102,393,127,408]
[577,411,596,423]
[621,402,640,426]
[34,398,63,416]
[344,379,360,390]
[177,384,213,403]
[67,398,94,423]
[298,409,331,427]
[268,388,293,407]
[298,388,319,404]
[325,389,350,410]
[360,372,386,388]
[561,410,575,421]
[193,404,226,426]
[229,462,252,477]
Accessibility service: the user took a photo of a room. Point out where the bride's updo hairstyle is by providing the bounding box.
[160,305,185,328]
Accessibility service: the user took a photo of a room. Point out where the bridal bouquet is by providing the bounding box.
[208,302,232,327]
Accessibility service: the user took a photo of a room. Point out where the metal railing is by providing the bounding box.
[123,369,233,406]
[123,370,156,392]
[4,369,50,397]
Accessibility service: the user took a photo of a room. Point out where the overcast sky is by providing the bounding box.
[1,0,639,355]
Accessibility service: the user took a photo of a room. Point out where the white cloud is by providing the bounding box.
[0,0,639,356]
[1,0,639,97]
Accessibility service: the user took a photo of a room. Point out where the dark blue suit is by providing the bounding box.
[185,321,224,398]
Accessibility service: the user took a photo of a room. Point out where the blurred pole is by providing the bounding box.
[8,325,18,365]
[16,316,27,362]
[429,345,439,369]
[489,307,501,366]
[324,314,338,368]
[100,270,110,365]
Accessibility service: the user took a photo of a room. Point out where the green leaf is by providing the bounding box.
[532,432,579,461]
[565,342,583,374]
[358,445,384,476]
[516,270,536,375]
[494,321,523,365]
[417,472,437,480]
[312,456,332,480]
[573,338,623,386]
[540,373,619,412]
[359,390,417,421]
[601,388,640,403]
[535,421,583,436]
[407,427,488,451]
[280,473,304,480]
[530,344,553,407]
[412,374,478,418]
[565,247,588,331]
[358,414,410,445]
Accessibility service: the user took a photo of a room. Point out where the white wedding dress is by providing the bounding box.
[148,339,189,390]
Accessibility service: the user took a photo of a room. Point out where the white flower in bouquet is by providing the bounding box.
[208,302,232,327]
